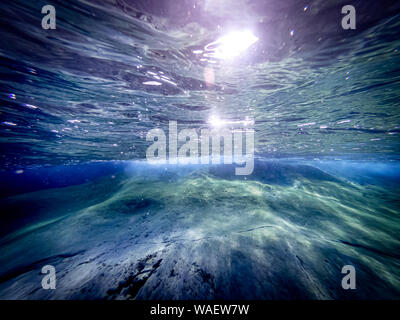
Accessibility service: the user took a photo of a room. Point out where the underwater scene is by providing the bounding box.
[0,0,400,300]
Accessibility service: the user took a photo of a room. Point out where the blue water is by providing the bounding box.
[0,0,400,299]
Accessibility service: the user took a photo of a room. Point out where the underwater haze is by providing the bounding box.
[0,0,400,299]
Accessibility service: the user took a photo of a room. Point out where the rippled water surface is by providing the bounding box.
[1,0,400,167]
[0,0,400,300]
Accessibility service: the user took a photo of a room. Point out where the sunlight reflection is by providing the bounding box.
[204,30,258,60]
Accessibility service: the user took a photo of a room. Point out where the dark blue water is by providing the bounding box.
[0,0,400,299]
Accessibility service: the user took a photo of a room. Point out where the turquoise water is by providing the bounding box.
[0,0,400,299]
